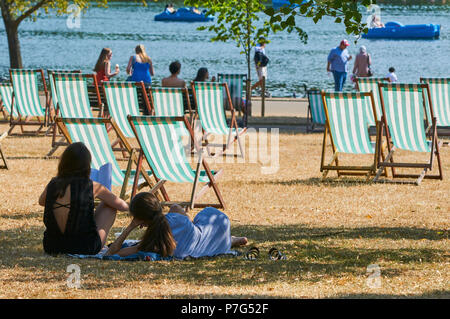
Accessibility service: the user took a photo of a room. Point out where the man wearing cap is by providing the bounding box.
[327,39,353,91]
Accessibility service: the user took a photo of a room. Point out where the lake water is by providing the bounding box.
[0,1,449,96]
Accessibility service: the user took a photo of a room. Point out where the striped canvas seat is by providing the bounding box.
[10,69,47,117]
[53,73,100,118]
[192,82,246,157]
[374,83,443,184]
[324,93,375,154]
[55,117,153,198]
[0,83,16,116]
[320,92,379,180]
[150,87,190,136]
[307,89,326,130]
[217,74,247,111]
[103,82,149,138]
[128,115,225,209]
[130,116,209,183]
[48,70,81,111]
[420,78,450,127]
[356,77,387,124]
[379,84,430,153]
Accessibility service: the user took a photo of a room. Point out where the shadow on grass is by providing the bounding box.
[0,223,447,294]
[331,289,450,299]
[245,178,377,188]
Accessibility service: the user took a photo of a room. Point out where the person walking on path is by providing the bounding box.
[352,45,372,78]
[251,37,270,97]
[327,39,353,92]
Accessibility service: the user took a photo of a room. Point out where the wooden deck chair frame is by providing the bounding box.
[0,131,8,169]
[420,77,450,140]
[217,73,248,116]
[54,117,155,200]
[374,83,443,185]
[320,91,384,180]
[0,83,15,121]
[191,81,247,158]
[306,89,326,132]
[8,69,49,136]
[128,115,226,210]
[102,81,152,157]
[47,73,103,157]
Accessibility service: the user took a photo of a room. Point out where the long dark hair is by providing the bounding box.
[194,67,209,82]
[129,192,176,257]
[54,142,92,198]
[94,48,112,73]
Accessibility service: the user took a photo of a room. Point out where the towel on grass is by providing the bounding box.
[68,240,238,261]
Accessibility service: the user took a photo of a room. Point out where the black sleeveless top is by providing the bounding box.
[43,177,101,255]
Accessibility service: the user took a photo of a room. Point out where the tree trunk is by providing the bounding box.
[5,22,23,69]
[245,50,252,127]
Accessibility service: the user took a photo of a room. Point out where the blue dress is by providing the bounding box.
[128,56,152,85]
[165,207,232,259]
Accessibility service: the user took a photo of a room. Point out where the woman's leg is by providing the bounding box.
[94,201,117,246]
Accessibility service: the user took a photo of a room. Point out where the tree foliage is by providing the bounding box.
[265,0,376,43]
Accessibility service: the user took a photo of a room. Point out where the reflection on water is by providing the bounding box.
[0,1,449,96]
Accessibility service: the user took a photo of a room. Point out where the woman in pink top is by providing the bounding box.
[93,48,120,85]
[352,46,372,78]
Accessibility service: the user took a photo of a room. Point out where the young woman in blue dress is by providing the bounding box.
[105,192,248,259]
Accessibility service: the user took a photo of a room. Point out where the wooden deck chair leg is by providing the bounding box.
[189,151,203,210]
[121,148,137,200]
[322,151,339,179]
[0,132,8,170]
[374,146,395,182]
[192,168,225,209]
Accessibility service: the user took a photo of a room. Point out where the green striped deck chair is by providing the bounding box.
[53,73,102,118]
[47,70,81,112]
[320,92,381,180]
[306,89,326,132]
[149,87,192,137]
[356,77,388,125]
[55,117,154,200]
[128,115,225,210]
[192,81,246,157]
[0,131,8,170]
[47,73,103,156]
[420,78,450,135]
[8,69,49,135]
[102,81,151,138]
[0,83,16,118]
[374,83,443,185]
[217,74,247,113]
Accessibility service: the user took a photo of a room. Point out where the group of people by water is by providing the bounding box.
[327,39,398,91]
[93,45,217,90]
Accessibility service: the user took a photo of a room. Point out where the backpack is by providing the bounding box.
[254,50,269,67]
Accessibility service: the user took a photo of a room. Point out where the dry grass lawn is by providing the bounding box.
[0,121,449,299]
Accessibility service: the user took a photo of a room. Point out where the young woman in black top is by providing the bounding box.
[39,142,129,255]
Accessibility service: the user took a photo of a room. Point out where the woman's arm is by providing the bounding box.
[105,61,119,79]
[126,56,134,76]
[93,181,129,211]
[149,59,154,76]
[104,218,143,256]
[38,184,48,207]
